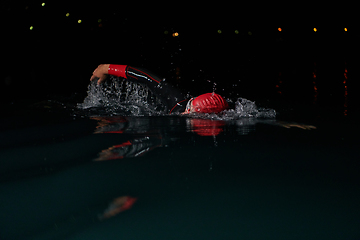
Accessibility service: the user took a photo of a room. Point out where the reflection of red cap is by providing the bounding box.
[192,93,228,113]
[191,118,225,136]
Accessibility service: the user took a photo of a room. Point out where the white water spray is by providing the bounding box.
[77,77,164,115]
[78,77,276,119]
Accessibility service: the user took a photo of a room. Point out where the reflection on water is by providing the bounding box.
[88,114,317,162]
[91,116,230,161]
[276,121,316,130]
[95,136,162,161]
[92,116,128,134]
[91,116,163,160]
[99,196,138,220]
[187,118,225,136]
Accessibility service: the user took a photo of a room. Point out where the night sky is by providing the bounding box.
[1,1,358,103]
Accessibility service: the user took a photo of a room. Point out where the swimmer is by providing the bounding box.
[90,64,229,114]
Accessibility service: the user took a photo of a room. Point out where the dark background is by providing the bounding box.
[1,1,359,106]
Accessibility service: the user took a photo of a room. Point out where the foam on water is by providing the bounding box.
[77,78,276,119]
[225,97,276,119]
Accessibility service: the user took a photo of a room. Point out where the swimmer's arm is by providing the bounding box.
[91,64,184,112]
[91,64,162,85]
[91,64,127,85]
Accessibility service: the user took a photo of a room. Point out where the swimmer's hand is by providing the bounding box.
[90,64,110,85]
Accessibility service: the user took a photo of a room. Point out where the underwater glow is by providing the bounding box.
[66,13,70,17]
[313,28,317,32]
[78,19,82,24]
[41,3,45,7]
[29,26,34,30]
[278,27,282,32]
[172,32,179,37]
[344,27,348,32]
[217,29,222,34]
[235,30,239,34]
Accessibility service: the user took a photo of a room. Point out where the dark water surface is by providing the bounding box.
[1,99,360,240]
[1,49,360,240]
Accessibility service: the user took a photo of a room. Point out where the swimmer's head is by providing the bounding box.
[184,93,229,114]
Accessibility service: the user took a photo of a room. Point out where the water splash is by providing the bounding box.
[77,78,276,119]
[233,98,276,118]
[184,97,276,120]
[77,77,165,116]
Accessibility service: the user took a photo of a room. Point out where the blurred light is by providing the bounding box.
[41,3,45,7]
[217,29,222,34]
[276,71,282,95]
[164,30,169,35]
[278,27,282,32]
[313,28,317,32]
[234,30,239,34]
[344,27,348,32]
[312,62,318,104]
[66,13,70,17]
[172,32,179,37]
[78,19,82,23]
[98,19,102,23]
[30,26,34,30]
[344,65,348,116]
[248,31,252,36]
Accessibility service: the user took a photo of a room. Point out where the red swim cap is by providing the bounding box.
[191,93,229,113]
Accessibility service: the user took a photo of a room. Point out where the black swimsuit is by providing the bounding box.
[116,66,187,113]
